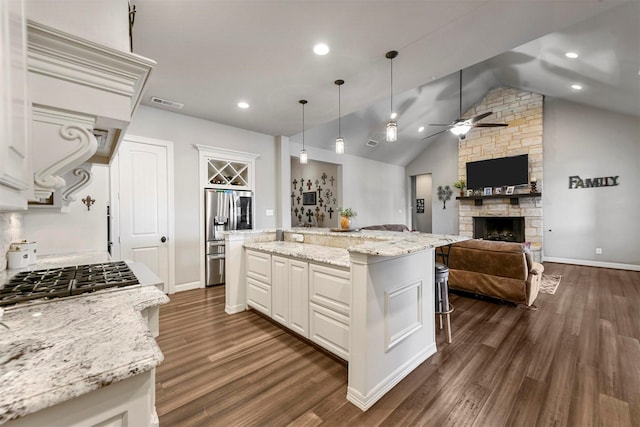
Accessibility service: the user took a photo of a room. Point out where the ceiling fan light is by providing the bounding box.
[450,124,471,136]
[386,120,398,142]
[335,137,344,154]
[299,149,308,164]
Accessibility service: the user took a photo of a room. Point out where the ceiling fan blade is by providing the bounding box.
[422,128,450,140]
[473,123,508,128]
[428,124,454,127]
[470,111,493,123]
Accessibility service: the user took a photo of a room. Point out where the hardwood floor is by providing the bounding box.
[155,263,640,426]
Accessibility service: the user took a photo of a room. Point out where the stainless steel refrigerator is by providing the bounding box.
[205,189,253,286]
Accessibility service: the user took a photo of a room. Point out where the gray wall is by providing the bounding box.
[543,98,639,266]
[127,106,279,286]
[406,136,459,234]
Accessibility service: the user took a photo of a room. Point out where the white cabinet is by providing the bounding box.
[308,264,351,360]
[246,250,272,316]
[272,255,309,337]
[0,0,30,211]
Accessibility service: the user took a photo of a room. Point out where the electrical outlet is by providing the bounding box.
[291,233,304,243]
[266,209,273,216]
[596,248,602,255]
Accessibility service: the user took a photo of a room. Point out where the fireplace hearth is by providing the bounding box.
[473,217,525,243]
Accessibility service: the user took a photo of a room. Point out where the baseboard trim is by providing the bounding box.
[543,257,640,272]
[174,281,202,293]
[225,304,246,315]
[346,342,437,411]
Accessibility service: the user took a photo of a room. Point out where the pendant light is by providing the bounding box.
[335,79,345,154]
[385,50,398,142]
[299,99,308,164]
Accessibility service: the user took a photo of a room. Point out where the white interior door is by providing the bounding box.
[117,136,173,292]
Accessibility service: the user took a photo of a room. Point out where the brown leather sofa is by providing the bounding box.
[447,239,544,306]
[361,224,410,232]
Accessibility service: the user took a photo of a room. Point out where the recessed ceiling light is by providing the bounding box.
[237,101,250,109]
[571,84,583,90]
[418,126,425,132]
[313,43,329,55]
[565,52,579,59]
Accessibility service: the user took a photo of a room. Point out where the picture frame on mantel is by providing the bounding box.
[505,185,515,195]
[483,187,492,196]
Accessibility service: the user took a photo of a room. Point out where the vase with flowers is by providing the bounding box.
[338,207,357,230]
[453,179,466,197]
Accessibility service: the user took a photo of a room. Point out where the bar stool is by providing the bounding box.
[435,262,453,343]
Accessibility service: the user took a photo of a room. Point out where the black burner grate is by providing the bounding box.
[0,261,140,307]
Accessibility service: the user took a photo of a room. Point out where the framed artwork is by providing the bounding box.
[416,198,425,213]
[302,191,316,205]
[466,189,474,197]
[494,187,503,195]
[505,186,515,195]
[483,187,493,196]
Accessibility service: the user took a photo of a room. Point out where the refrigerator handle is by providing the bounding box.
[229,192,237,231]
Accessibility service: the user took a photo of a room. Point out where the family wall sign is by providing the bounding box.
[568,175,619,189]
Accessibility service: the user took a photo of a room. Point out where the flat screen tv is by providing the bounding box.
[466,154,528,190]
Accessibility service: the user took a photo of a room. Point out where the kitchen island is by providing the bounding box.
[226,228,467,411]
[0,254,169,426]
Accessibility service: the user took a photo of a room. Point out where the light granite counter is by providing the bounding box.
[243,241,350,268]
[0,285,168,425]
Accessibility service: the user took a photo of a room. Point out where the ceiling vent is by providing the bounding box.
[150,96,184,109]
[366,139,379,147]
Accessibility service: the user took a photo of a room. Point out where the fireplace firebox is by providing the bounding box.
[473,217,525,243]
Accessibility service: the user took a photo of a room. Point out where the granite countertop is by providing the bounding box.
[243,241,350,268]
[0,285,169,424]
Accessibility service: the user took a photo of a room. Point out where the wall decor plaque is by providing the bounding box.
[303,191,317,205]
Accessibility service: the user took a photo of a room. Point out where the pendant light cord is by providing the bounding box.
[338,84,341,137]
[302,102,305,150]
[390,57,393,116]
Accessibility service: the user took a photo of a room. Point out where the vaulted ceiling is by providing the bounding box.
[133,0,639,166]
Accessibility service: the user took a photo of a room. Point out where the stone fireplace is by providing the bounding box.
[457,87,543,254]
[473,216,525,242]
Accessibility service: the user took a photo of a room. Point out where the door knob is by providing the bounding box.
[161,236,167,243]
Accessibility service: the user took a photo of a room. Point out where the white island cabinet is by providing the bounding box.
[232,229,468,412]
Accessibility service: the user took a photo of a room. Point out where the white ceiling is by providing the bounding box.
[133,0,639,166]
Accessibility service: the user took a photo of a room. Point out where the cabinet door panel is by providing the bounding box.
[289,259,308,338]
[246,250,271,283]
[309,264,350,315]
[309,302,349,361]
[247,277,271,316]
[271,255,289,326]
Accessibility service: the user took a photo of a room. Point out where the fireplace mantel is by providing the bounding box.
[457,192,541,206]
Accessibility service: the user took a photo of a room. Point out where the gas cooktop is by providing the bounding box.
[0,261,140,307]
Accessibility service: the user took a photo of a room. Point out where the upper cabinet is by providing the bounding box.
[197,145,259,191]
[27,19,155,201]
[0,0,30,210]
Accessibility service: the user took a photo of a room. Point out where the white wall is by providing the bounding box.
[26,0,130,52]
[22,165,109,255]
[543,98,639,266]
[406,136,459,234]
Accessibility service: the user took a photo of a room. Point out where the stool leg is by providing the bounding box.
[445,312,452,343]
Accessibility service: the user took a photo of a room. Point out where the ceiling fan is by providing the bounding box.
[423,70,507,140]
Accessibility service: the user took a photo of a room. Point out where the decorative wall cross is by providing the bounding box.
[292,179,298,189]
[321,172,327,184]
[294,207,299,216]
[306,209,314,222]
[317,186,322,197]
[329,176,335,186]
[307,179,312,190]
[290,192,295,202]
[296,196,301,205]
[328,207,334,218]
[319,197,323,207]
[315,179,320,189]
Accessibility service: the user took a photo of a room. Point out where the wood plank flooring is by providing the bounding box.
[155,263,640,426]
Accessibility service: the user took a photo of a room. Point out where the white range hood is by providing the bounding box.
[27,20,155,200]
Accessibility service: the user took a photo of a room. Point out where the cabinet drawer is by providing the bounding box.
[309,302,349,361]
[246,250,271,283]
[247,277,271,316]
[309,263,350,315]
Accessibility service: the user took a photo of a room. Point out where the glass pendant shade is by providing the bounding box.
[335,137,344,154]
[299,99,308,164]
[386,120,398,142]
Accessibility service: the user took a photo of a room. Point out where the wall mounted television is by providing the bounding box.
[466,154,529,190]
